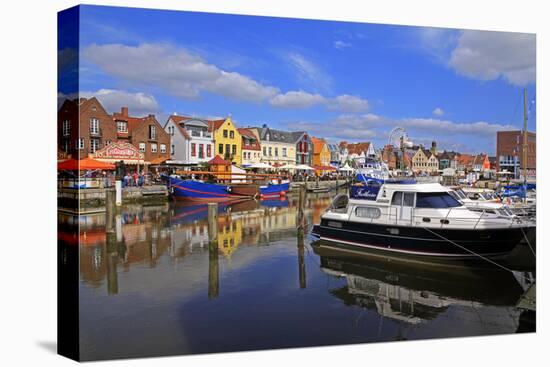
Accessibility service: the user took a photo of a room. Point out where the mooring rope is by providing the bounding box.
[520,225,536,258]
[423,227,532,282]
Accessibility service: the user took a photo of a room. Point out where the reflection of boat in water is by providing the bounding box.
[312,179,534,259]
[313,241,528,326]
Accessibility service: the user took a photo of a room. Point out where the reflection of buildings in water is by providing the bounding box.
[317,249,526,331]
[69,205,171,289]
[75,195,332,290]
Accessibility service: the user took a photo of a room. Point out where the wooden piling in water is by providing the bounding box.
[106,232,118,295]
[105,188,116,234]
[297,228,306,289]
[207,202,219,299]
[207,203,218,241]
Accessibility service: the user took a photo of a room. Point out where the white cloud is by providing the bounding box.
[333,40,351,50]
[83,43,280,102]
[80,89,161,115]
[287,52,332,93]
[432,107,444,116]
[282,113,515,149]
[398,117,515,136]
[449,30,536,86]
[327,95,370,113]
[58,47,78,73]
[416,27,459,63]
[270,90,326,109]
[270,91,369,113]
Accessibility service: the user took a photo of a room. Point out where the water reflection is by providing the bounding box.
[313,242,531,329]
[58,190,534,360]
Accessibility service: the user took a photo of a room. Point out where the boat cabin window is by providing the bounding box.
[391,192,415,207]
[355,206,381,219]
[416,192,461,208]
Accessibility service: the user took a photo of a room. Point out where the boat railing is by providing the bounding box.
[407,211,520,228]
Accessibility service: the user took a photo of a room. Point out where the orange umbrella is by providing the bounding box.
[57,158,115,170]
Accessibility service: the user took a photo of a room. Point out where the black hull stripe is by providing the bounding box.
[319,224,515,244]
[320,236,511,258]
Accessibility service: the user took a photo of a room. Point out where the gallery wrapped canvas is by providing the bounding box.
[58,4,536,362]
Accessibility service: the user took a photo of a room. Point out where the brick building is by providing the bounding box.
[112,107,171,164]
[58,97,118,159]
[496,130,536,178]
[58,98,79,158]
[58,97,170,167]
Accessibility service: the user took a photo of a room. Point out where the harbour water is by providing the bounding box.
[58,191,535,361]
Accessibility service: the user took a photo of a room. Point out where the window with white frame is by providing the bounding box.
[282,147,287,157]
[149,125,157,140]
[62,120,71,136]
[90,118,99,135]
[160,144,166,153]
[77,138,84,150]
[117,120,128,133]
[90,138,100,153]
[151,143,158,153]
[139,142,146,152]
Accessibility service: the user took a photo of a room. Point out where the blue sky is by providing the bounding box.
[58,5,536,154]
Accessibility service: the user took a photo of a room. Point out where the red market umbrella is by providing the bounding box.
[57,158,115,171]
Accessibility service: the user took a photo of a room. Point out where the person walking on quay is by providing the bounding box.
[133,171,138,187]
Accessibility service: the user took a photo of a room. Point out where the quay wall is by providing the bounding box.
[58,185,168,213]
[290,179,351,192]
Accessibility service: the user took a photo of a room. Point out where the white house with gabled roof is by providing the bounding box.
[164,115,215,165]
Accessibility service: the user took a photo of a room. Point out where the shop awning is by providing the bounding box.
[150,157,169,165]
[57,158,115,171]
[313,165,337,171]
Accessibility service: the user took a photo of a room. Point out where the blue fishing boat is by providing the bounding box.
[167,176,253,202]
[260,182,289,198]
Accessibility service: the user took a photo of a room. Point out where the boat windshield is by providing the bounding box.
[480,192,497,200]
[416,192,462,208]
[454,189,468,200]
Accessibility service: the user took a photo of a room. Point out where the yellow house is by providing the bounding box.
[216,217,242,259]
[208,117,242,165]
[312,137,331,167]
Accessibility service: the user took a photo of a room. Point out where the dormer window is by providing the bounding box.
[117,120,128,133]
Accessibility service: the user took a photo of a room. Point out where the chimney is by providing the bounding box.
[121,107,128,117]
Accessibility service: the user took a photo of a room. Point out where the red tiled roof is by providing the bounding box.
[209,155,231,165]
[169,115,193,123]
[346,142,371,155]
[238,128,261,151]
[168,115,226,132]
[457,154,475,166]
[207,119,226,132]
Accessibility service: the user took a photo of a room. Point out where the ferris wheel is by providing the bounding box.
[388,127,410,148]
